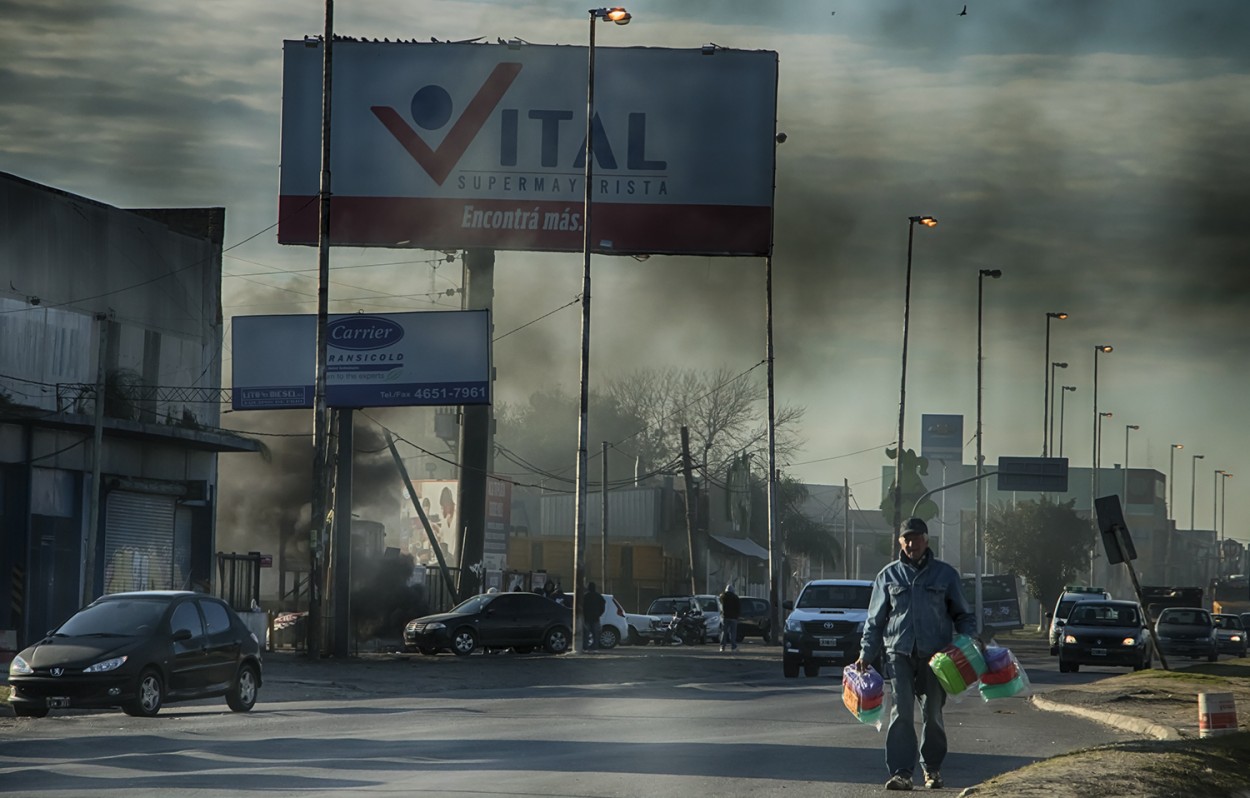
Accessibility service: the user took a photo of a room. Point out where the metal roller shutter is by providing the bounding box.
[103,491,179,594]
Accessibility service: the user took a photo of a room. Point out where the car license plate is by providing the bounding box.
[815,650,843,658]
[47,697,71,708]
[1091,648,1107,656]
[819,637,838,647]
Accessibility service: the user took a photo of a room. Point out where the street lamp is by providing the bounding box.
[1097,412,1113,475]
[1089,344,1112,583]
[1059,386,1076,458]
[1190,453,1205,531]
[1214,469,1226,540]
[573,5,630,654]
[1123,424,1139,501]
[1220,472,1233,544]
[891,214,937,536]
[1043,311,1068,456]
[1048,361,1068,455]
[975,267,1002,634]
[1168,443,1183,520]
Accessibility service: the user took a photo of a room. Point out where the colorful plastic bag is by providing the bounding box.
[979,649,1031,701]
[842,665,886,730]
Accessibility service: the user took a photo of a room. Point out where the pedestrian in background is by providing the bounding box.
[856,517,975,791]
[718,583,741,652]
[582,581,606,651]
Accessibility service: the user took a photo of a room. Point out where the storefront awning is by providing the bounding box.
[710,534,769,560]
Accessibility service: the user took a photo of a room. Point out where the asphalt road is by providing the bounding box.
[0,638,1130,797]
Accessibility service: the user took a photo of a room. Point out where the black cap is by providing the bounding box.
[900,517,928,536]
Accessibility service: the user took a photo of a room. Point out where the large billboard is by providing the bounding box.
[279,41,778,256]
[231,310,490,410]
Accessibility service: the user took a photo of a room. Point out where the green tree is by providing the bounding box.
[983,496,1089,609]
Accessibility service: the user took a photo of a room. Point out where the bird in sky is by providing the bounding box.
[959,4,968,15]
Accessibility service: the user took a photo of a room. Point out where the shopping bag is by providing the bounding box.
[842,665,886,729]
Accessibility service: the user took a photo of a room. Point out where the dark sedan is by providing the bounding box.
[1211,614,1248,657]
[8,590,262,718]
[736,596,772,643]
[1154,607,1218,662]
[403,592,573,656]
[1058,600,1152,673]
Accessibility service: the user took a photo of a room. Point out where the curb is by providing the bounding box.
[1029,694,1182,740]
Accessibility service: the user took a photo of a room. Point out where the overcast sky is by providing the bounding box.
[2,0,1247,543]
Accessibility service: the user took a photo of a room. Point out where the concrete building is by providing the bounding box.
[0,172,258,651]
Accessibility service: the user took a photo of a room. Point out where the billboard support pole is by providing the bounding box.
[387,431,459,601]
[308,0,335,657]
[332,408,353,657]
[457,249,493,598]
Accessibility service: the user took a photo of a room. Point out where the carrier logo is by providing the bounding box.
[372,63,523,186]
[328,316,404,350]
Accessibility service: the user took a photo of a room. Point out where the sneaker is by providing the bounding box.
[923,770,943,789]
[719,646,726,652]
[885,773,913,791]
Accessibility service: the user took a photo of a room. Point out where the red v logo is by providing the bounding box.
[372,62,523,186]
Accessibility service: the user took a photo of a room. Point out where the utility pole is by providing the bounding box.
[601,441,609,591]
[457,249,494,598]
[82,312,110,605]
[843,478,850,579]
[680,427,698,595]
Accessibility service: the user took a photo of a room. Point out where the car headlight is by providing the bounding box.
[1230,635,1243,643]
[424,622,445,631]
[9,654,32,675]
[1063,634,1077,644]
[1121,637,1136,646]
[785,617,801,632]
[83,656,127,673]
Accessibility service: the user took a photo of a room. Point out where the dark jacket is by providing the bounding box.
[719,591,741,620]
[582,589,606,621]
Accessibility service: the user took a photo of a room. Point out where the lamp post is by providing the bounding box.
[1097,412,1113,471]
[1214,469,1226,541]
[1123,424,1139,501]
[1043,311,1068,456]
[1048,361,1068,455]
[1190,453,1205,531]
[1220,472,1233,546]
[1168,443,1184,520]
[1089,344,1112,583]
[1059,386,1076,458]
[573,5,630,654]
[891,214,937,536]
[975,267,1002,634]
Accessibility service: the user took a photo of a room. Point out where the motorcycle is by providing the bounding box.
[659,608,708,646]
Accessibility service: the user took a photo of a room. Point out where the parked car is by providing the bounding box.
[624,610,664,645]
[736,596,772,643]
[1048,586,1113,654]
[781,579,874,678]
[403,592,573,656]
[1211,613,1248,658]
[555,592,629,649]
[691,594,723,642]
[645,596,698,639]
[1153,607,1218,662]
[7,590,263,718]
[1056,600,1152,673]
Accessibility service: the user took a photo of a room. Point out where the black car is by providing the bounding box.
[736,596,772,643]
[1154,607,1218,662]
[1057,600,1152,673]
[7,590,263,718]
[403,592,573,656]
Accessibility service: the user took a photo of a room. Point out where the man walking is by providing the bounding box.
[582,581,606,651]
[855,517,975,791]
[718,583,741,652]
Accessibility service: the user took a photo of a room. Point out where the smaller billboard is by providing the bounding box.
[921,414,964,463]
[997,456,1069,493]
[231,310,490,410]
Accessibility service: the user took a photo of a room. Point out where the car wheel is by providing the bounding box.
[419,646,439,656]
[227,662,260,712]
[1209,650,1218,662]
[450,628,478,656]
[599,626,620,650]
[803,662,820,678]
[762,627,772,644]
[736,629,745,643]
[1058,659,1071,673]
[14,705,49,718]
[124,669,164,717]
[544,626,572,654]
[783,658,800,679]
